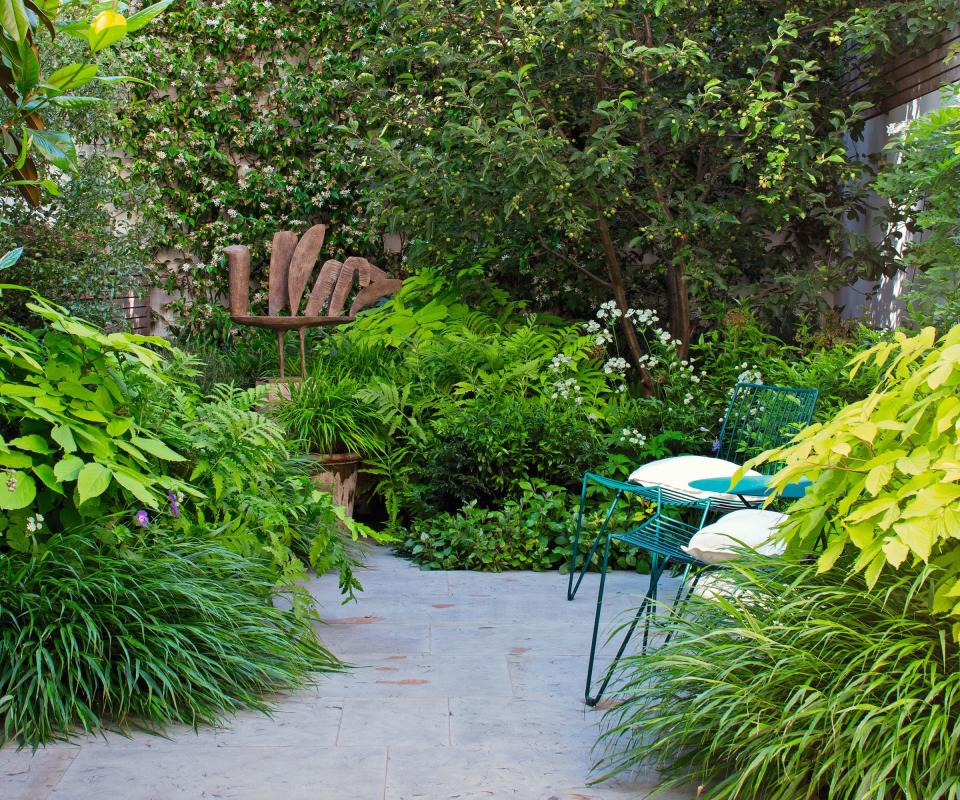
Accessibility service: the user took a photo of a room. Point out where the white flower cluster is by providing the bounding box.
[551,378,583,404]
[620,428,647,446]
[636,352,659,369]
[603,356,629,376]
[736,363,763,385]
[593,328,614,346]
[584,319,601,334]
[596,300,623,320]
[26,514,44,533]
[550,354,573,371]
[626,307,659,325]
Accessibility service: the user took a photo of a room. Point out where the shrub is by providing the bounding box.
[411,392,605,511]
[598,556,960,800]
[400,480,650,573]
[0,531,339,748]
[759,323,960,620]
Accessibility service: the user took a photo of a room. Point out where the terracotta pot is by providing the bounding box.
[307,453,362,517]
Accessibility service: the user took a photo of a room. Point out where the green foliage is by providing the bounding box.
[116,0,389,334]
[0,531,339,748]
[0,0,170,204]
[758,324,960,622]
[598,556,960,800]
[0,290,193,548]
[411,392,604,511]
[876,91,960,330]
[360,0,955,348]
[273,365,385,456]
[400,479,650,572]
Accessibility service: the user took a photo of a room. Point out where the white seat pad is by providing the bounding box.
[683,508,788,564]
[627,455,765,505]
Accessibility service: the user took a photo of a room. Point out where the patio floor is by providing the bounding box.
[1,546,693,800]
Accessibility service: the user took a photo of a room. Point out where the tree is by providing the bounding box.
[0,0,171,206]
[359,0,957,367]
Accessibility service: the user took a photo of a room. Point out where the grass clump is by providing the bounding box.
[0,532,340,748]
[598,556,960,800]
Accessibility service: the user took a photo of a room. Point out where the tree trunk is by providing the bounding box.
[665,261,691,360]
[595,217,655,397]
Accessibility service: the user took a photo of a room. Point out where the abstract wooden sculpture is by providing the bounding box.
[226,225,402,377]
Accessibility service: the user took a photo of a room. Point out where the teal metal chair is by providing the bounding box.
[567,382,819,706]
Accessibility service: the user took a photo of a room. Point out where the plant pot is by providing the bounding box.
[307,453,362,517]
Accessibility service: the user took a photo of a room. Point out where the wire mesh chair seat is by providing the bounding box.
[567,382,819,707]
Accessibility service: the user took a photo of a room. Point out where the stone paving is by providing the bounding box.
[1,547,693,800]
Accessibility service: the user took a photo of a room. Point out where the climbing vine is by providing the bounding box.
[118,0,385,337]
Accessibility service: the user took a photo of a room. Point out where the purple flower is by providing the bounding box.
[168,491,180,517]
[135,509,149,527]
[711,438,721,454]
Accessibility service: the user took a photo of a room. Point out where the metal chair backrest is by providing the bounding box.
[716,383,818,474]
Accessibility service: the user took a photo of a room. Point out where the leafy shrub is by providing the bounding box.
[400,480,650,573]
[598,556,960,800]
[411,392,605,512]
[876,94,960,330]
[0,531,339,748]
[0,290,192,547]
[760,324,960,620]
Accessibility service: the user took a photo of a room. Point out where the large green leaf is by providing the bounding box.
[28,129,78,174]
[76,462,111,504]
[125,0,172,32]
[86,9,126,52]
[0,0,29,44]
[0,469,36,510]
[46,62,98,91]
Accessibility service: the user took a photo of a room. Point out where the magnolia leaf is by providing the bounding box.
[0,0,29,44]
[28,129,79,174]
[46,63,99,91]
[87,9,127,52]
[76,462,112,504]
[125,0,172,32]
[0,470,36,510]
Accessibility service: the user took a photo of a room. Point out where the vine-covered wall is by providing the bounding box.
[119,0,384,337]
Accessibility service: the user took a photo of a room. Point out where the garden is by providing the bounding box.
[1,0,959,798]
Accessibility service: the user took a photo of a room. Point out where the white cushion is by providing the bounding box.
[682,509,788,564]
[627,455,765,505]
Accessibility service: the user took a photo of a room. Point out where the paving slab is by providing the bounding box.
[1,546,692,799]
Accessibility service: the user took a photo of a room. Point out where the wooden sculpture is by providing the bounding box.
[225,224,402,378]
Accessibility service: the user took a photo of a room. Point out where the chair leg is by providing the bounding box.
[663,566,703,647]
[584,550,666,707]
[568,484,622,601]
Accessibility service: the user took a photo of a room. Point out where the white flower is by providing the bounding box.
[584,320,601,333]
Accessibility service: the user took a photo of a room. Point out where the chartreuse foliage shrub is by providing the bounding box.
[758,324,960,624]
[1,532,337,747]
[599,556,960,800]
